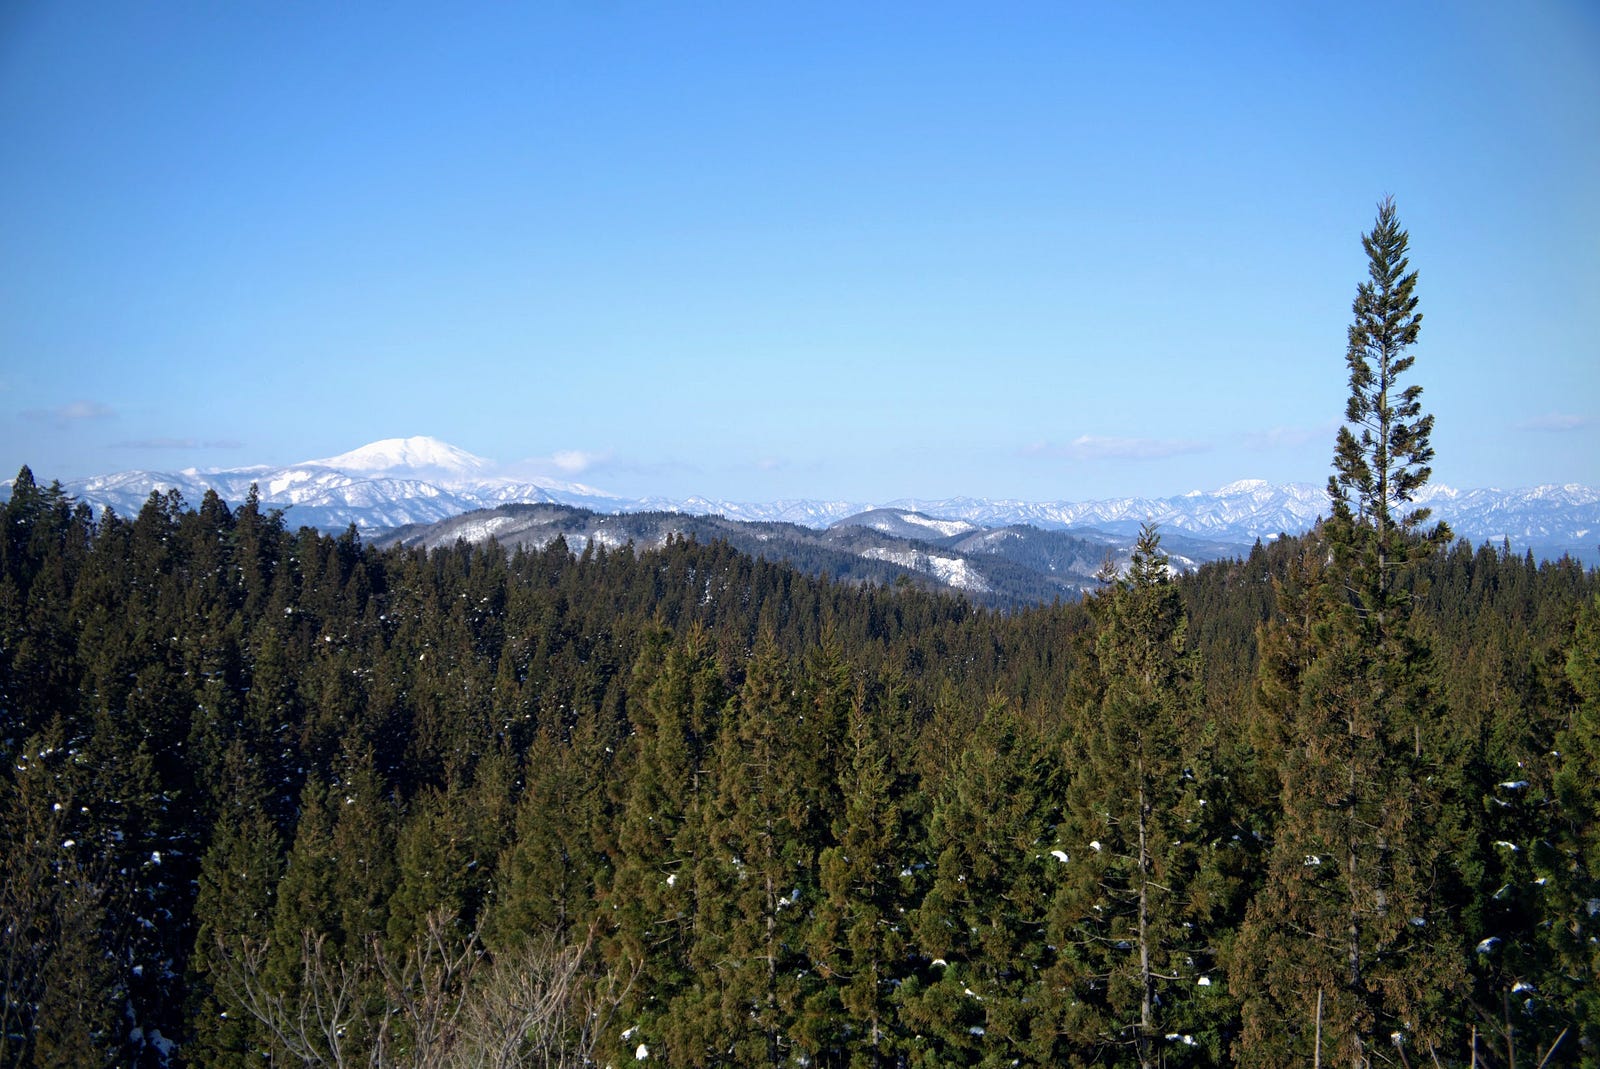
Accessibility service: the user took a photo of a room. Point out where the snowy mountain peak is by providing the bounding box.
[832,508,983,540]
[1216,478,1271,495]
[304,437,494,479]
[14,438,1598,567]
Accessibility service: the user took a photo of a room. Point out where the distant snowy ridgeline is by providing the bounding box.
[17,436,1598,564]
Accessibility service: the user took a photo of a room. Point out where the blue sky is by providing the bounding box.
[3,2,1596,502]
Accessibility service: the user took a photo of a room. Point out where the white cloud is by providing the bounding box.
[1242,421,1339,451]
[1515,413,1589,432]
[24,399,116,425]
[503,448,617,481]
[1025,435,1210,462]
[111,437,244,450]
[550,449,610,474]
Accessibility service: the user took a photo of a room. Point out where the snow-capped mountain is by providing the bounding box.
[48,437,616,529]
[875,480,1331,543]
[830,508,984,542]
[306,436,496,480]
[17,437,1600,564]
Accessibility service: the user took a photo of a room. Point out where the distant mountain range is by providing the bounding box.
[9,437,1597,602]
[372,502,1246,605]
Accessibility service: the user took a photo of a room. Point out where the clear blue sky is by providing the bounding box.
[3,1,1596,502]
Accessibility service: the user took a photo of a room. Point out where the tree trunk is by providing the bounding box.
[1138,773,1154,1069]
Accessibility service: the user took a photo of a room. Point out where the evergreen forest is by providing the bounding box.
[3,205,1598,1068]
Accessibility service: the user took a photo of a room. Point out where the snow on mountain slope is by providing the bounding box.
[830,508,983,541]
[52,438,623,528]
[887,482,1329,541]
[481,480,624,508]
[20,437,1598,564]
[859,547,993,594]
[304,436,494,479]
[637,496,868,527]
[896,512,982,537]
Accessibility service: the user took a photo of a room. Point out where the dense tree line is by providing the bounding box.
[1,469,1593,1067]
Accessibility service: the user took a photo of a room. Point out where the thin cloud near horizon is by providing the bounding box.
[1241,421,1341,451]
[111,437,244,451]
[23,400,116,425]
[1024,435,1212,462]
[1514,413,1590,432]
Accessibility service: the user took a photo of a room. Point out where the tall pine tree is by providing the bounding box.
[1541,594,1600,1055]
[1048,524,1227,1067]
[1236,199,1464,1067]
[807,693,911,1066]
[599,628,725,1066]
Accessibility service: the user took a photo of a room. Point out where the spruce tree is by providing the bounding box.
[1048,524,1226,1067]
[1327,195,1450,603]
[599,628,725,1065]
[901,699,1060,1066]
[807,695,910,1066]
[1236,199,1464,1066]
[1541,594,1600,1055]
[685,633,816,1066]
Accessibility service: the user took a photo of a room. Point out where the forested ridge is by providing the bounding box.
[4,203,1598,1067]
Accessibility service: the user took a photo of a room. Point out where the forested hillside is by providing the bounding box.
[2,466,1595,1067]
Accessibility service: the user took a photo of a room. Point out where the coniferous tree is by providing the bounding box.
[807,694,910,1066]
[1236,199,1464,1067]
[901,698,1059,1066]
[1327,197,1448,594]
[600,628,725,1065]
[387,782,474,955]
[264,776,341,1011]
[0,722,118,1069]
[1048,525,1228,1067]
[684,633,816,1066]
[328,745,398,956]
[1540,594,1600,1056]
[486,719,611,947]
[187,742,282,1069]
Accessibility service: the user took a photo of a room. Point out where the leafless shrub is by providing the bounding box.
[211,911,636,1068]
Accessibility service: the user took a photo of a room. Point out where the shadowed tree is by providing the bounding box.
[1048,524,1230,1067]
[599,627,725,1066]
[1235,199,1464,1067]
[806,693,911,1066]
[901,697,1060,1066]
[1538,594,1600,1055]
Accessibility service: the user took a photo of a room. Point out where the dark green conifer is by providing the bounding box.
[0,722,118,1068]
[188,742,282,1068]
[600,628,725,1065]
[683,632,816,1066]
[807,694,909,1066]
[901,698,1059,1066]
[1236,200,1464,1067]
[267,775,339,964]
[1048,524,1227,1067]
[1540,594,1600,1053]
[329,746,398,952]
[386,785,472,952]
[1327,195,1450,599]
[486,719,610,946]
